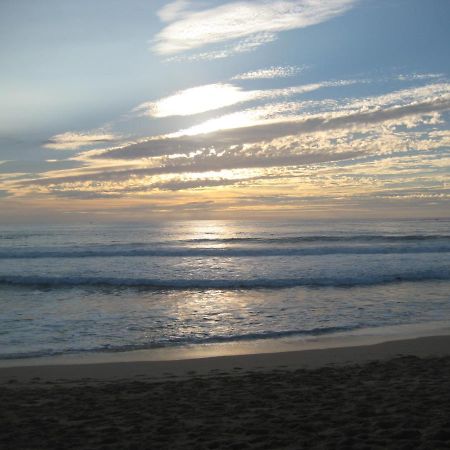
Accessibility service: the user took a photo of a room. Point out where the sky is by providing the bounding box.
[0,0,449,223]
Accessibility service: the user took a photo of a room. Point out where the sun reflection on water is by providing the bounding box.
[175,220,240,248]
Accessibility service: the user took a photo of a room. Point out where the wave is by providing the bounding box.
[0,271,448,290]
[0,324,362,360]
[1,243,450,259]
[184,234,450,244]
[3,233,449,243]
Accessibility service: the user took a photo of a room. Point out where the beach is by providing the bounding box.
[2,335,450,449]
[1,222,450,449]
[2,0,450,447]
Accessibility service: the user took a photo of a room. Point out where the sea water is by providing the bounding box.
[0,219,449,360]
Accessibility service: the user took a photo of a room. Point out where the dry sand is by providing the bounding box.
[1,335,450,449]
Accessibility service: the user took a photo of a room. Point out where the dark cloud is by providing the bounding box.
[150,178,248,191]
[92,97,450,160]
[49,190,125,199]
[236,194,339,205]
[24,149,362,187]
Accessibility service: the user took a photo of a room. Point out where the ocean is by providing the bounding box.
[1,219,449,360]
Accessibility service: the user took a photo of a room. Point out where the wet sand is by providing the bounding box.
[1,335,450,449]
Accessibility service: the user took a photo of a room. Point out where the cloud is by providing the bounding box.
[44,131,120,150]
[153,0,356,56]
[134,79,357,118]
[11,125,450,202]
[24,148,362,188]
[24,123,450,191]
[165,32,277,61]
[134,83,253,117]
[232,66,305,80]
[157,0,191,22]
[397,73,444,82]
[95,83,450,161]
[48,189,125,199]
[150,178,245,191]
[20,138,450,201]
[7,78,450,210]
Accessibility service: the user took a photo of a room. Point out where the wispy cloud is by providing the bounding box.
[134,79,358,118]
[15,133,450,199]
[153,0,356,56]
[157,0,191,22]
[16,85,450,190]
[232,66,305,81]
[165,33,277,62]
[397,73,444,82]
[134,83,253,118]
[44,131,121,150]
[7,78,449,217]
[101,83,450,160]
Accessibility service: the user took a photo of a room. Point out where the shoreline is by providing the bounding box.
[3,331,450,449]
[2,331,450,384]
[1,319,450,369]
[2,337,450,450]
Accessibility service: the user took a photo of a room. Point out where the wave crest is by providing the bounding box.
[0,271,449,290]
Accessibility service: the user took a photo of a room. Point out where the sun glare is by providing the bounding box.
[139,83,253,117]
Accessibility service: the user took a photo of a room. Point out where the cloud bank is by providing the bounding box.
[4,76,449,221]
[96,83,450,160]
